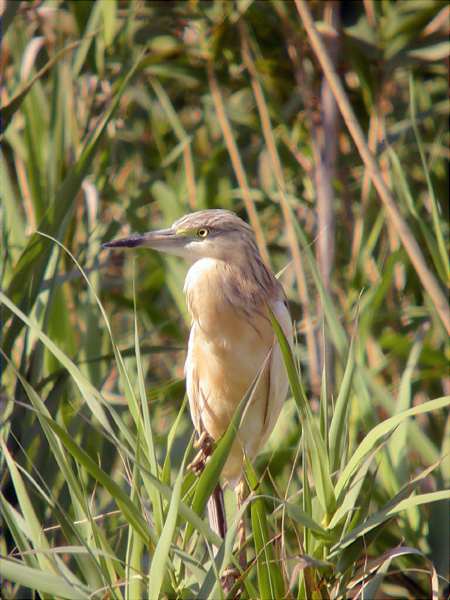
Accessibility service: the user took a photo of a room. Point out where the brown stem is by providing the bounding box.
[295,0,450,335]
[310,1,340,389]
[207,62,270,266]
[207,483,227,548]
[239,20,321,395]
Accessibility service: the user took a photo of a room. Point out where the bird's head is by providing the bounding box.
[102,209,258,264]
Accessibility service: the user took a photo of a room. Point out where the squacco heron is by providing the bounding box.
[104,209,292,541]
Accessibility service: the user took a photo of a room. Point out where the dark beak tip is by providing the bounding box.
[101,236,144,249]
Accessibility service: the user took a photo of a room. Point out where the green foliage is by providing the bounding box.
[1,1,448,599]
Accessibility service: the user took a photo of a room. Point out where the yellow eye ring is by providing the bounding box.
[197,228,209,238]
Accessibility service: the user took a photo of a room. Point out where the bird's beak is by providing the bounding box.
[102,228,178,251]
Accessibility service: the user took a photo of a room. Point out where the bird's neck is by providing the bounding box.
[184,257,280,327]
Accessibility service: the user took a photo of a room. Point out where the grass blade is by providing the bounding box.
[409,74,449,283]
[331,461,446,555]
[335,396,450,500]
[41,416,156,546]
[269,307,336,517]
[329,340,355,473]
[0,41,81,135]
[148,456,186,600]
[0,559,90,600]
[2,48,146,356]
[246,460,285,600]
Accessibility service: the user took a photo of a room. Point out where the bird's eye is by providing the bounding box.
[197,228,209,238]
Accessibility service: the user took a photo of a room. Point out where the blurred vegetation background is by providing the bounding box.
[0,1,449,599]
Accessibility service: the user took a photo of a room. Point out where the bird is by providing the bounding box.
[103,209,293,543]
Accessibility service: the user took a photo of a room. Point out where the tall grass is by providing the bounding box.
[1,1,449,598]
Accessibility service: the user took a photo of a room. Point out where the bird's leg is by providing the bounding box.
[219,478,248,598]
[236,479,247,569]
[221,567,242,599]
[188,430,214,475]
[189,431,228,553]
[193,430,210,450]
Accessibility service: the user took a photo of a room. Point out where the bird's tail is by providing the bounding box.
[207,483,227,552]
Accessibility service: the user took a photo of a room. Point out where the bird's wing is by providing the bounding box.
[259,299,293,448]
[185,323,202,433]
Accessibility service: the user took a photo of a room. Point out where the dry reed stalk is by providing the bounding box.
[207,61,270,266]
[183,143,197,210]
[310,0,340,390]
[295,0,450,335]
[239,20,321,395]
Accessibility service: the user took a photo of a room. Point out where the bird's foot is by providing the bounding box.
[188,431,214,475]
[221,566,242,599]
[193,430,212,450]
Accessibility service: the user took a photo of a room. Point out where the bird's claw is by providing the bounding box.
[188,431,214,475]
[193,430,211,450]
[221,566,242,598]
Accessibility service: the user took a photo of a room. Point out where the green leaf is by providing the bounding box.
[148,455,186,600]
[2,48,146,356]
[246,461,285,600]
[0,41,81,135]
[410,73,449,283]
[359,546,439,600]
[335,396,450,500]
[71,1,103,76]
[328,454,373,529]
[329,340,355,473]
[42,416,156,546]
[331,461,447,555]
[269,307,336,517]
[0,290,114,434]
[0,559,91,600]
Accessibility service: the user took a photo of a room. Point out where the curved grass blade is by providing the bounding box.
[329,339,355,473]
[0,491,34,567]
[0,559,91,600]
[357,546,439,600]
[269,307,336,517]
[0,40,81,135]
[0,440,56,576]
[2,341,220,551]
[2,47,147,357]
[44,410,221,548]
[334,396,450,500]
[0,290,113,435]
[331,461,447,556]
[148,454,186,600]
[0,351,118,591]
[41,416,156,547]
[409,74,449,283]
[245,460,285,600]
[133,273,164,534]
